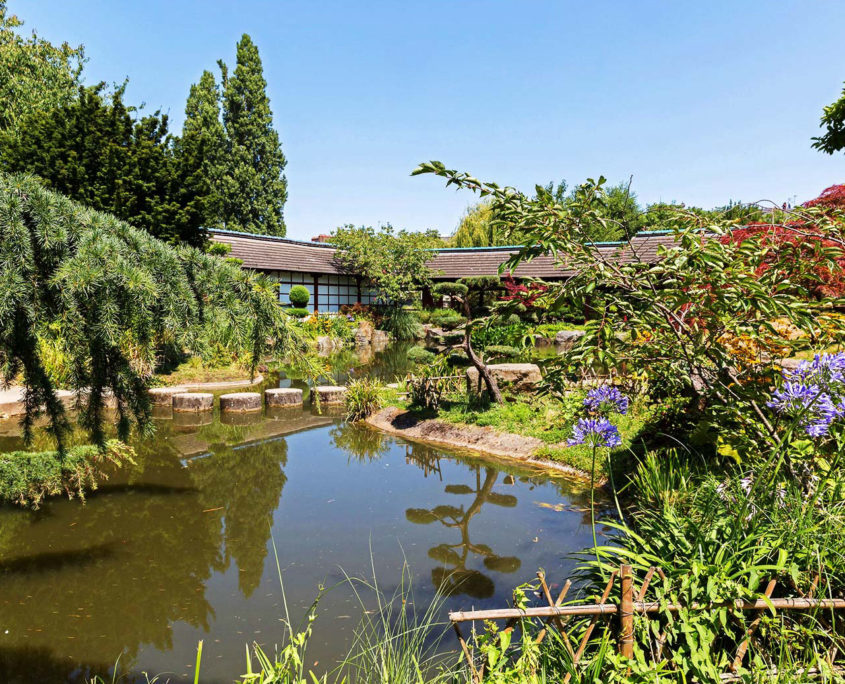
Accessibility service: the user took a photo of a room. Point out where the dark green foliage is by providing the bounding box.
[431,281,468,298]
[460,275,500,290]
[0,173,305,449]
[285,307,310,318]
[174,70,226,232]
[406,346,435,364]
[429,309,465,330]
[218,34,287,236]
[0,440,132,507]
[813,80,845,155]
[0,84,206,246]
[0,3,84,132]
[484,344,519,359]
[288,284,310,307]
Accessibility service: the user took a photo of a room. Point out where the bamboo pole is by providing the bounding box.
[730,578,776,673]
[449,597,845,623]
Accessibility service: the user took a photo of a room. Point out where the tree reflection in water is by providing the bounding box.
[0,419,290,681]
[404,447,521,600]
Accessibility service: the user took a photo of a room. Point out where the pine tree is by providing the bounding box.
[219,34,287,236]
[175,70,226,231]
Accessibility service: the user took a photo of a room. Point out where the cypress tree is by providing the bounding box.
[175,70,226,231]
[219,34,287,236]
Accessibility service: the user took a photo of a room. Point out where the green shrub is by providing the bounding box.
[442,331,464,345]
[380,307,422,341]
[484,344,519,359]
[289,285,310,307]
[472,321,533,348]
[345,378,384,421]
[429,309,465,330]
[0,441,135,508]
[432,281,469,298]
[447,349,470,366]
[285,307,310,318]
[406,346,435,364]
[413,309,431,324]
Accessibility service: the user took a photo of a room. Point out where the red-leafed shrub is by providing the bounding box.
[500,276,549,307]
[721,185,845,298]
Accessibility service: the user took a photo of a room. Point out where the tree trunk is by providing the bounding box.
[460,297,503,403]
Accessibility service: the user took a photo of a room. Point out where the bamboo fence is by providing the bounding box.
[449,564,845,683]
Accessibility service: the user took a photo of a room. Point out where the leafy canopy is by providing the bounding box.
[0,2,84,132]
[813,80,845,155]
[414,160,845,453]
[0,83,206,246]
[330,224,441,303]
[0,173,307,450]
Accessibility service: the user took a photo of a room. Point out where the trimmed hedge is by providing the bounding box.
[285,307,310,318]
[289,284,310,307]
[407,346,436,364]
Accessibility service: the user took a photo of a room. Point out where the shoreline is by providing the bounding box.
[365,406,600,484]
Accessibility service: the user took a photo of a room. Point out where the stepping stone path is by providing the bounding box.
[172,392,214,412]
[315,385,347,404]
[219,392,262,412]
[148,386,186,406]
[265,388,303,407]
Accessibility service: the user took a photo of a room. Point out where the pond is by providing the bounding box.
[0,373,600,683]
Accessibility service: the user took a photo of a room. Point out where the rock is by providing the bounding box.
[315,385,348,404]
[316,335,343,355]
[555,329,585,349]
[172,392,214,412]
[354,319,375,345]
[265,387,303,407]
[219,392,262,412]
[466,363,542,394]
[534,334,553,347]
[148,386,187,406]
[372,330,390,347]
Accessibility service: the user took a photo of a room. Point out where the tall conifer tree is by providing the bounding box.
[219,34,287,236]
[175,70,226,231]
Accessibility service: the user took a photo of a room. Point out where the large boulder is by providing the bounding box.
[466,363,542,394]
[372,329,390,348]
[555,329,585,350]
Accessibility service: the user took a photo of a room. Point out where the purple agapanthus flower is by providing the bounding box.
[568,417,622,448]
[767,382,839,437]
[784,352,845,389]
[584,386,629,416]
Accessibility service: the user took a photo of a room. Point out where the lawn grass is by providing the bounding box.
[412,391,659,478]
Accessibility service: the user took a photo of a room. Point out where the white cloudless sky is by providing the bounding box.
[10,0,845,240]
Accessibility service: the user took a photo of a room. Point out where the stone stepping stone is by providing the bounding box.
[172,392,214,412]
[148,386,186,406]
[265,387,303,407]
[315,385,347,405]
[219,392,262,412]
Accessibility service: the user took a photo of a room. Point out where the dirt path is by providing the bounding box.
[366,406,594,482]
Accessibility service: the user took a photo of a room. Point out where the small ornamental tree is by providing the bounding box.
[330,224,439,304]
[288,285,310,308]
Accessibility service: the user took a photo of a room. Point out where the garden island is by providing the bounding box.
[2,3,845,683]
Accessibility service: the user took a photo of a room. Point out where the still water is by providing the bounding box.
[0,388,598,683]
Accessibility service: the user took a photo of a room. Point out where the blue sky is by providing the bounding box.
[10,1,845,240]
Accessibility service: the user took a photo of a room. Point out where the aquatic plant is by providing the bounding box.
[345,378,384,421]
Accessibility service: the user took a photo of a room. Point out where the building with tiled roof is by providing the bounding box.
[210,228,680,313]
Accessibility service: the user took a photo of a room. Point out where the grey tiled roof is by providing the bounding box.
[209,229,682,280]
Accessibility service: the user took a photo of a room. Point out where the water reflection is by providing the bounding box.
[0,405,596,683]
[405,463,521,599]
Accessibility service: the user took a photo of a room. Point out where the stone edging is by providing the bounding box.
[365,406,599,484]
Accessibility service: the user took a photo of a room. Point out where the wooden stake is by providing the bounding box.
[730,578,776,673]
[563,570,617,684]
[619,564,635,658]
